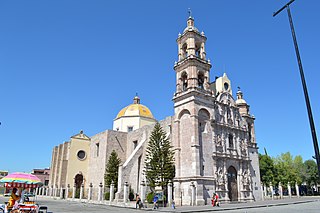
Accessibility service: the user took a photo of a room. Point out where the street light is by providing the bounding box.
[273,0,320,179]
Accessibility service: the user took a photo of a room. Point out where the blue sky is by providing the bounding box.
[1,0,319,173]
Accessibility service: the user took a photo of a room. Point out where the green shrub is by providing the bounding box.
[104,192,110,200]
[146,192,155,203]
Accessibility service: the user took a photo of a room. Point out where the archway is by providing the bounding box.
[74,173,83,198]
[227,166,238,201]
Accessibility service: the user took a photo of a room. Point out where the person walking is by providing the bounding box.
[153,195,158,209]
[135,194,142,209]
[214,193,220,207]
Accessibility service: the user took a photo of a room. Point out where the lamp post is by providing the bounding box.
[273,0,320,179]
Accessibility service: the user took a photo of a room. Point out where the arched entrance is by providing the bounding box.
[227,166,238,201]
[74,173,83,198]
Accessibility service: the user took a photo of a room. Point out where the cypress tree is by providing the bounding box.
[144,122,175,191]
[105,150,121,191]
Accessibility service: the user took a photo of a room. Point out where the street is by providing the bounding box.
[0,196,320,213]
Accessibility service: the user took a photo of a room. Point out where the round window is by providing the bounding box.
[224,82,229,91]
[77,150,86,160]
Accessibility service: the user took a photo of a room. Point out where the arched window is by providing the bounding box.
[195,43,201,58]
[198,72,204,89]
[228,134,234,148]
[182,43,188,59]
[181,72,188,91]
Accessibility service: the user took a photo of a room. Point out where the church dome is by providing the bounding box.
[116,96,154,119]
[235,99,247,105]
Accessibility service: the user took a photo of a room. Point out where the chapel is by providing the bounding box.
[49,15,262,205]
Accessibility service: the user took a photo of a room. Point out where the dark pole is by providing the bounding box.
[273,0,320,179]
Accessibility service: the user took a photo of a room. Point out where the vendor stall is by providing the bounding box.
[0,172,43,213]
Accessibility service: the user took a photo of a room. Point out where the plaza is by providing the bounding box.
[1,195,320,213]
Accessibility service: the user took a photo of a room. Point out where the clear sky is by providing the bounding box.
[1,0,319,173]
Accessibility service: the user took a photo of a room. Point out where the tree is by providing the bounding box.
[273,152,300,185]
[104,150,121,191]
[259,153,276,186]
[144,122,175,191]
[304,159,318,187]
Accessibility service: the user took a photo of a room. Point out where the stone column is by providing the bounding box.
[190,182,195,206]
[60,187,63,199]
[72,184,76,200]
[36,187,39,196]
[140,180,146,204]
[66,184,70,199]
[98,182,103,202]
[295,182,300,198]
[117,166,123,194]
[123,182,129,203]
[279,182,283,199]
[88,183,93,201]
[80,183,84,200]
[110,181,115,202]
[239,162,244,200]
[173,120,181,178]
[269,182,274,200]
[168,181,173,206]
[263,184,267,197]
[224,160,229,201]
[54,186,56,197]
[261,184,264,201]
[287,182,292,198]
[191,114,200,176]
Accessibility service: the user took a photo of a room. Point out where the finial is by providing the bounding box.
[188,8,192,18]
[236,86,243,100]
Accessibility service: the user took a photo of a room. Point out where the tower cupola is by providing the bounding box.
[236,87,250,115]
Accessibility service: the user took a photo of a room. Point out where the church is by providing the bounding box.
[48,15,262,205]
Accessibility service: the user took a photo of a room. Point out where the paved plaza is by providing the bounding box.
[1,196,320,213]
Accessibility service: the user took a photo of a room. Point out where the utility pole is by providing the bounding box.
[273,0,320,179]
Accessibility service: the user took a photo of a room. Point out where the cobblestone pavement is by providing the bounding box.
[0,196,319,213]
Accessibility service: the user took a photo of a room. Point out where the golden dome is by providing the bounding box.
[116,96,154,119]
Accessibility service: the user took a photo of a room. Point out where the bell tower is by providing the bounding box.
[172,14,214,206]
[174,15,212,96]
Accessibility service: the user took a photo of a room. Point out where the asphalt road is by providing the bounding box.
[1,196,320,213]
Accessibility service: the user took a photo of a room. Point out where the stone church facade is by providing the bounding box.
[48,16,262,205]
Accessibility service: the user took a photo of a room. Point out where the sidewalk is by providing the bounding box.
[140,196,320,213]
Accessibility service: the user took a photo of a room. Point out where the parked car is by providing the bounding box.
[3,193,10,197]
[24,192,35,197]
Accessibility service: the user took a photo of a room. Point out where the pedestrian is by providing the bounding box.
[171,200,175,209]
[136,193,142,209]
[153,195,158,209]
[211,193,215,206]
[214,193,220,207]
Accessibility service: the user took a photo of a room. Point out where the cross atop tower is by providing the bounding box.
[188,8,192,18]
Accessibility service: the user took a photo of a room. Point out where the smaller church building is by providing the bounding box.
[49,15,262,205]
